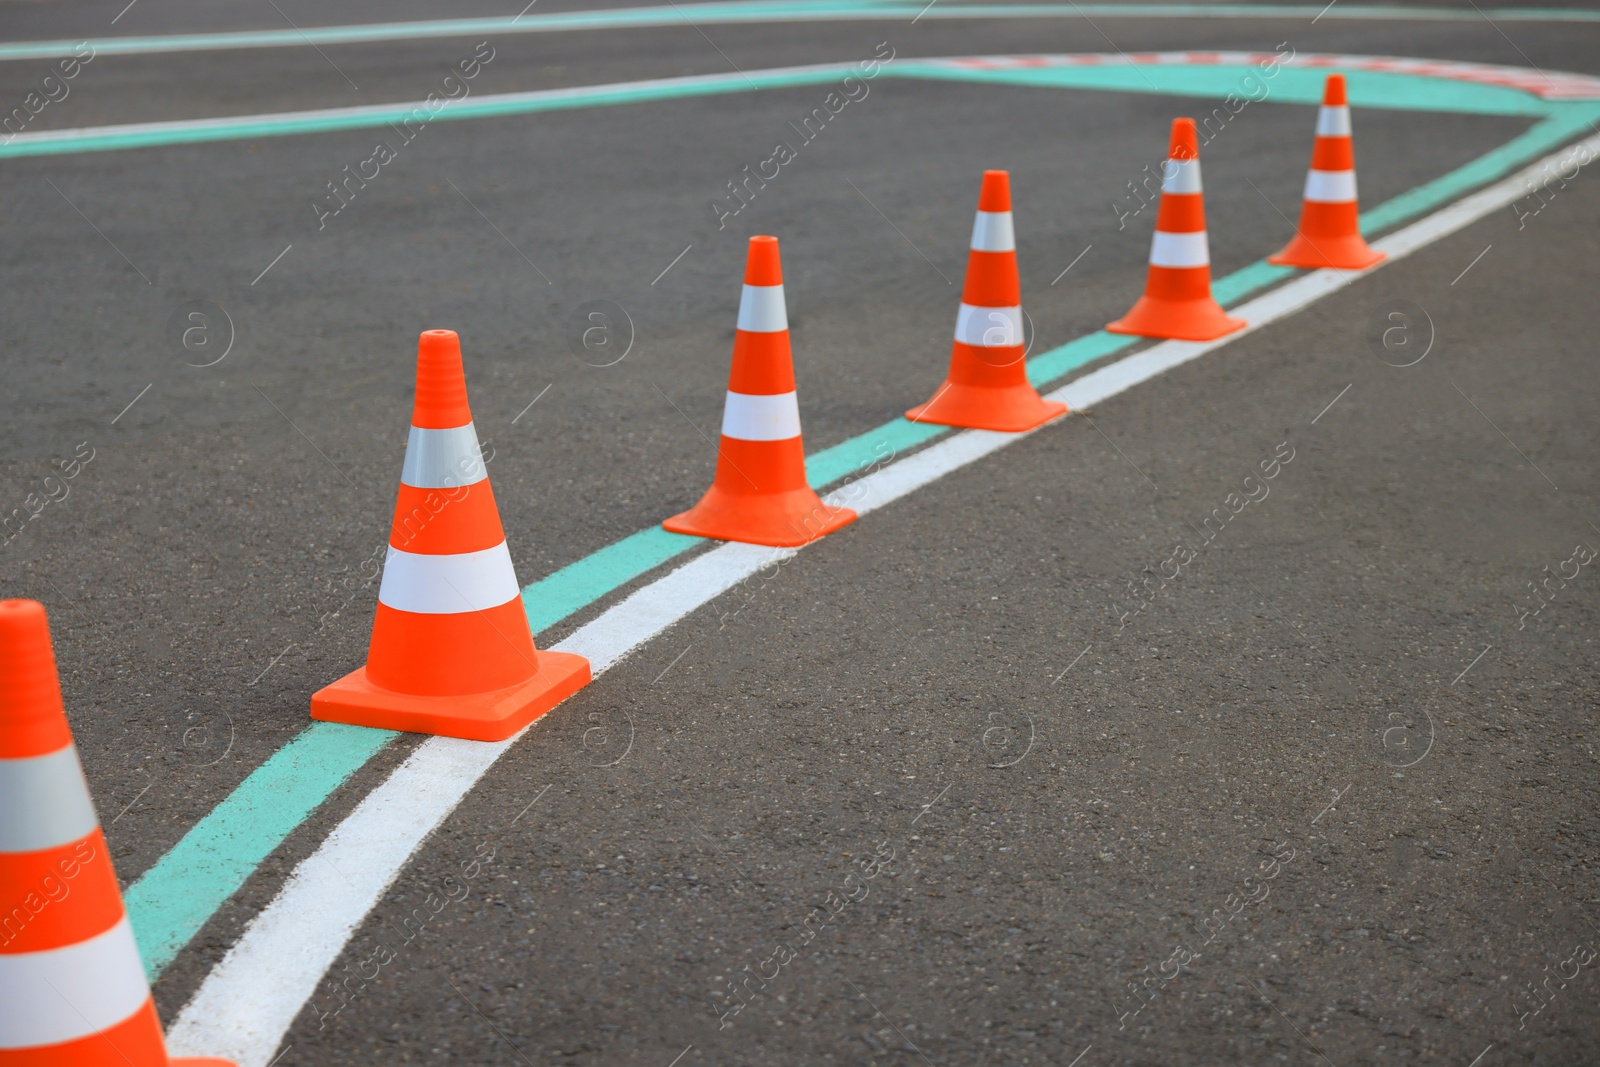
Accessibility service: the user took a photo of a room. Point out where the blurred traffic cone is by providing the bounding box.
[312,330,590,741]
[0,599,234,1067]
[906,170,1066,432]
[1268,74,1385,270]
[663,236,856,547]
[1108,118,1245,341]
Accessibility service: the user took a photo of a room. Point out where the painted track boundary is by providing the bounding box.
[2,1,1599,63]
[166,125,1600,1067]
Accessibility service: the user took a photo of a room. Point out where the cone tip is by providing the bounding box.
[744,235,783,286]
[0,599,72,759]
[1169,118,1199,161]
[412,329,473,430]
[1324,73,1347,105]
[977,169,1011,212]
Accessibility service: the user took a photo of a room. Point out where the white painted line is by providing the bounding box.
[165,126,1600,1067]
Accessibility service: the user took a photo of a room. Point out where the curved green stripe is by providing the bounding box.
[118,62,1600,979]
[0,61,1568,162]
[4,3,1599,63]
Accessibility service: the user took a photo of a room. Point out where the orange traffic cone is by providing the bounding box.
[0,599,234,1067]
[663,236,856,548]
[906,170,1066,432]
[1268,74,1385,270]
[311,330,590,741]
[1108,118,1245,342]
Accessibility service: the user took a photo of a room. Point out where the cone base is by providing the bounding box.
[906,382,1067,433]
[311,650,591,741]
[663,486,856,548]
[172,1060,239,1066]
[1267,232,1385,270]
[1107,295,1246,342]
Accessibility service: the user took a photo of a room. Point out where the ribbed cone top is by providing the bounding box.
[977,170,1012,212]
[0,599,72,759]
[1323,73,1347,106]
[1168,118,1199,161]
[744,235,784,286]
[412,329,473,429]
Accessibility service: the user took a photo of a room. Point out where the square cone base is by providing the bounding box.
[1107,296,1246,342]
[173,1060,240,1066]
[663,487,856,548]
[906,386,1066,433]
[311,650,591,741]
[1267,233,1385,271]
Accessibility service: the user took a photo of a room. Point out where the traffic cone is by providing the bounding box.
[311,330,590,741]
[905,170,1066,432]
[662,236,856,547]
[1107,118,1246,342]
[1268,74,1385,270]
[0,599,234,1067]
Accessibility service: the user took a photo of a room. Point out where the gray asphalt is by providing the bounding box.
[1,2,1597,1065]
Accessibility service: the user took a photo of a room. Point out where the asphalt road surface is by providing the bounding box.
[2,1,1598,1064]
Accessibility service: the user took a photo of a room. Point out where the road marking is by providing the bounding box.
[121,70,1600,985]
[6,3,1600,64]
[6,52,1595,162]
[165,125,1600,1066]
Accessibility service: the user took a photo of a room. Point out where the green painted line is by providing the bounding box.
[125,721,396,979]
[5,2,1599,63]
[0,66,858,160]
[120,60,1600,979]
[898,60,1559,118]
[1026,331,1140,389]
[807,419,950,487]
[523,527,702,634]
[0,59,1579,162]
[1361,104,1600,232]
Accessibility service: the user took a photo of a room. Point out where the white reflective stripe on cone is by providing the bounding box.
[1148,229,1210,268]
[953,303,1024,347]
[1303,168,1358,203]
[1161,158,1203,194]
[1316,105,1353,137]
[720,391,801,442]
[377,542,520,615]
[400,423,487,490]
[968,210,1015,252]
[735,284,788,333]
[0,916,149,1049]
[0,747,99,853]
